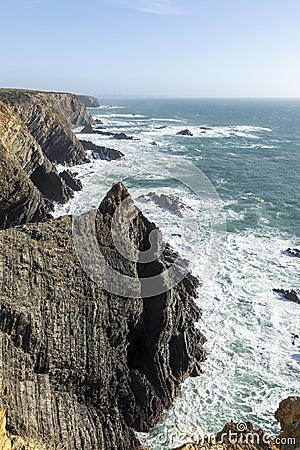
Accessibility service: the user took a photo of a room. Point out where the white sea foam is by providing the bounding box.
[139,230,300,449]
[142,124,271,140]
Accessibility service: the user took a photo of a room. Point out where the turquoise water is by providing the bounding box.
[55,98,300,449]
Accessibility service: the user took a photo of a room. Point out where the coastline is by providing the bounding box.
[2,89,298,449]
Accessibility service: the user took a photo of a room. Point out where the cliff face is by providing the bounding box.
[0,182,205,450]
[38,92,94,126]
[76,94,100,108]
[0,142,52,228]
[0,89,86,165]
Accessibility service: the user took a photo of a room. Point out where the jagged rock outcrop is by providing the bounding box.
[273,289,300,304]
[80,123,95,133]
[0,89,86,165]
[138,192,192,217]
[76,95,100,108]
[80,139,124,160]
[0,182,205,449]
[60,169,83,191]
[275,397,300,449]
[0,101,57,228]
[285,248,300,258]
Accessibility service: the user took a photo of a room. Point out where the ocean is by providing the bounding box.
[54,98,300,450]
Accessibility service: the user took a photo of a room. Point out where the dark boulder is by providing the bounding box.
[60,169,83,191]
[176,129,193,136]
[273,289,300,304]
[80,139,124,160]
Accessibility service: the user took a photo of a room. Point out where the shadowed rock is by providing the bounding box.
[60,169,83,191]
[284,248,300,258]
[80,139,124,160]
[138,192,191,217]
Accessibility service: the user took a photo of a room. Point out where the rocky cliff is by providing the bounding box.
[0,182,206,449]
[0,89,125,229]
[0,89,86,165]
[76,94,100,108]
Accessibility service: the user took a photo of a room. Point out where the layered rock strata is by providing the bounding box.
[0,182,205,449]
[0,89,86,165]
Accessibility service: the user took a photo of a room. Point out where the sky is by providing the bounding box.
[1,0,300,97]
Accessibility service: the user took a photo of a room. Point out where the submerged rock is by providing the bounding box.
[176,129,193,136]
[79,123,95,134]
[138,192,191,217]
[273,289,300,304]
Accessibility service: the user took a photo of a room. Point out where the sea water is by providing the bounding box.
[54,98,300,449]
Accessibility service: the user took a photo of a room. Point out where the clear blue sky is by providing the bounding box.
[1,0,300,97]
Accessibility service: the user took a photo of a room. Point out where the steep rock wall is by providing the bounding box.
[38,92,94,126]
[0,183,205,449]
[0,100,75,229]
[0,89,86,165]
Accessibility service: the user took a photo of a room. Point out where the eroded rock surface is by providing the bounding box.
[0,182,205,449]
[0,89,86,165]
